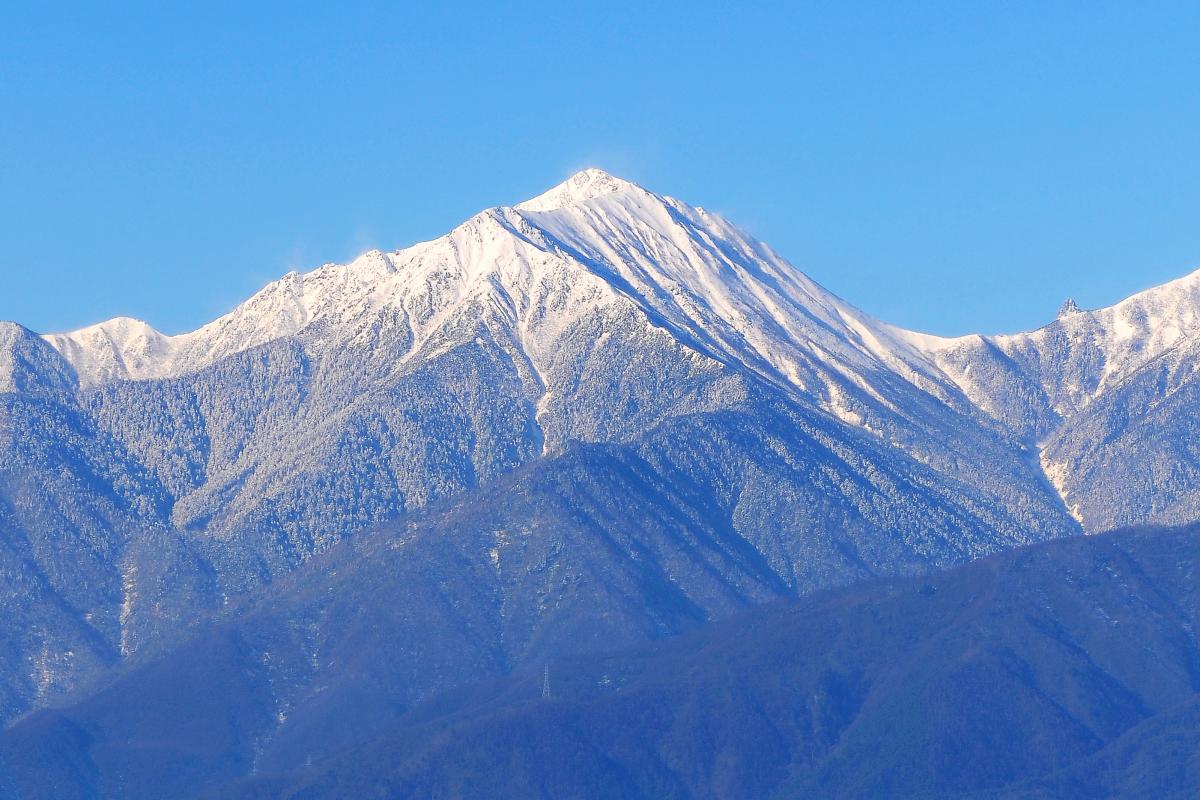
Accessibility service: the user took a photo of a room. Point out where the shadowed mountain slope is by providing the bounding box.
[3,523,1197,800]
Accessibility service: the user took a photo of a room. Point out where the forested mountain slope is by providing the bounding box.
[4,524,1196,800]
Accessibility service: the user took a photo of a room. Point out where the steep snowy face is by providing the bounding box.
[513,176,954,401]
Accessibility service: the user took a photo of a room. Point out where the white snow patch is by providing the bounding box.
[1040,452,1083,524]
[119,562,137,656]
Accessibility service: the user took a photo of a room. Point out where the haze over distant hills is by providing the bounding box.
[2,170,1200,798]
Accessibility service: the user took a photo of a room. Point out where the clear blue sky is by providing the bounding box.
[2,2,1198,336]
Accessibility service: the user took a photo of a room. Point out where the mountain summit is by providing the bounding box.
[515,167,634,211]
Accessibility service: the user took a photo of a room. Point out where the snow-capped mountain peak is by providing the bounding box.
[27,169,1200,458]
[20,168,989,486]
[45,316,177,386]
[515,168,634,212]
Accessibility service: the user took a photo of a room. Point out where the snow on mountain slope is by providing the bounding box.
[40,176,658,391]
[513,173,959,409]
[1009,267,1200,393]
[42,170,962,434]
[45,317,176,387]
[0,321,77,395]
[900,266,1200,421]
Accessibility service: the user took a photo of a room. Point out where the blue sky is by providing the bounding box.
[1,2,1197,336]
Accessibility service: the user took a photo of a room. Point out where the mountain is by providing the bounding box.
[0,169,1090,728]
[47,167,1070,575]
[4,523,1198,800]
[906,267,1200,530]
[2,167,1200,791]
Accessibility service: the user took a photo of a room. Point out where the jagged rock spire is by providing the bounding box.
[1057,298,1082,318]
